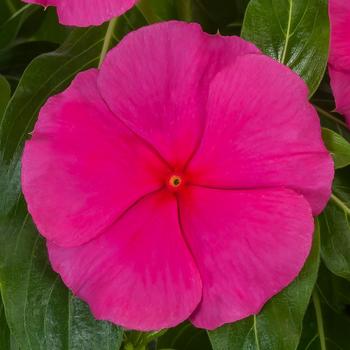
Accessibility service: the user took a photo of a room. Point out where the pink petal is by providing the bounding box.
[22,69,168,247]
[98,21,259,168]
[329,68,350,125]
[329,0,350,70]
[187,55,333,215]
[329,0,350,126]
[22,0,137,26]
[47,191,202,331]
[179,186,314,330]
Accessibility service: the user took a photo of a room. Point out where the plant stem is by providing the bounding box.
[312,289,327,350]
[330,194,350,216]
[315,105,348,128]
[253,315,261,350]
[98,17,118,68]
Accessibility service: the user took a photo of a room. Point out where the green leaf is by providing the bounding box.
[0,203,123,349]
[319,167,350,280]
[191,0,249,34]
[137,0,178,22]
[0,0,23,25]
[19,7,70,44]
[0,292,11,350]
[0,4,35,49]
[158,323,211,350]
[322,128,350,169]
[208,225,320,350]
[0,75,10,118]
[298,265,350,350]
[241,0,329,96]
[0,41,57,89]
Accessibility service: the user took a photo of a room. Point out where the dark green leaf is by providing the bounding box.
[19,7,70,44]
[190,0,249,34]
[0,4,35,49]
[0,0,23,25]
[0,75,10,118]
[0,292,11,350]
[209,226,320,350]
[298,265,350,350]
[322,128,350,169]
[157,323,211,350]
[241,0,329,96]
[0,200,123,350]
[0,41,57,89]
[137,0,178,22]
[319,167,350,280]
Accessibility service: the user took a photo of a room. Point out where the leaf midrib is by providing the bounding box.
[280,0,293,63]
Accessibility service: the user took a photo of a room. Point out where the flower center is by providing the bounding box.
[168,175,183,190]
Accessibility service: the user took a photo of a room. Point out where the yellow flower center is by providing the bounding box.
[168,175,182,188]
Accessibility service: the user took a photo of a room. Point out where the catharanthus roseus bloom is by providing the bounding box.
[329,0,350,126]
[22,0,137,26]
[22,21,334,331]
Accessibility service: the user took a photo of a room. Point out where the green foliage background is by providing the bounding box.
[1,0,350,349]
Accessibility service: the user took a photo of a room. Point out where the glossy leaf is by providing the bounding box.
[0,202,123,350]
[241,0,329,96]
[319,167,350,280]
[208,226,320,350]
[322,128,350,169]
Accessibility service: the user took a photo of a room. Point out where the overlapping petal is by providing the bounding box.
[23,0,138,26]
[47,191,202,331]
[98,21,259,167]
[179,186,314,329]
[21,20,334,332]
[329,0,350,126]
[187,55,333,215]
[22,69,168,247]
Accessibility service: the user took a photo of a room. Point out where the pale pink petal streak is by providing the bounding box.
[98,21,259,168]
[187,55,333,215]
[22,69,168,247]
[48,191,202,331]
[329,0,350,126]
[179,186,314,329]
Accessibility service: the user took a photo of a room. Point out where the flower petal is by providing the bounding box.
[187,55,333,215]
[22,0,137,26]
[329,0,350,70]
[329,68,350,125]
[329,0,350,125]
[22,69,168,247]
[47,191,202,331]
[98,21,259,167]
[179,186,314,330]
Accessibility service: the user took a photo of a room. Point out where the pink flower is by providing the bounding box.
[21,21,333,331]
[329,0,350,126]
[22,0,137,26]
